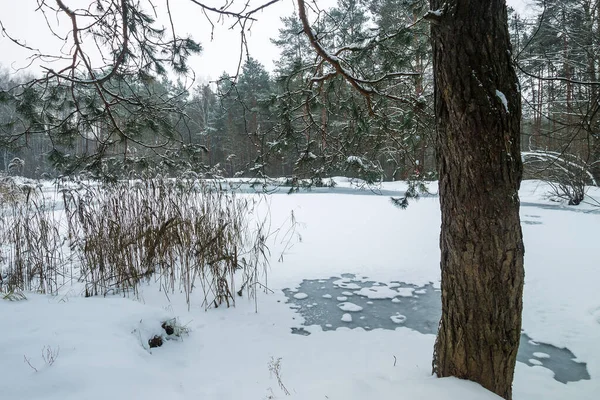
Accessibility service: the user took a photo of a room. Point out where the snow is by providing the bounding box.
[293,293,309,300]
[336,296,348,301]
[346,156,366,168]
[496,90,509,113]
[391,314,407,324]
[533,352,551,359]
[355,285,401,299]
[337,302,364,312]
[1,177,599,400]
[530,359,544,366]
[322,294,332,299]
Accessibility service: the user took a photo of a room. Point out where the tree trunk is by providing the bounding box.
[584,0,600,183]
[430,1,525,399]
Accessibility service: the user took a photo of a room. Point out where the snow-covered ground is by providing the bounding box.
[1,179,599,399]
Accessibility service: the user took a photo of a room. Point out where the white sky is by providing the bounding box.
[0,0,531,83]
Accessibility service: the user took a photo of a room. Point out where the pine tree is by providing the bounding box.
[0,1,202,177]
[429,1,524,398]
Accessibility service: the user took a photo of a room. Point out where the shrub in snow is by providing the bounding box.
[61,177,272,309]
[148,335,163,348]
[161,318,190,338]
[23,345,60,372]
[1,290,27,301]
[0,174,25,203]
[523,151,597,206]
[267,357,290,396]
[7,157,24,175]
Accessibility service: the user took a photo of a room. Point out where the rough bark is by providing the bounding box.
[430,1,525,399]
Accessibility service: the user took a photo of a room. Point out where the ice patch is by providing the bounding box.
[397,288,415,297]
[593,308,600,324]
[341,313,353,322]
[533,352,550,359]
[341,291,354,296]
[529,359,543,366]
[333,279,362,290]
[294,293,308,300]
[337,302,363,312]
[391,298,401,303]
[337,296,348,301]
[322,294,332,299]
[414,289,427,294]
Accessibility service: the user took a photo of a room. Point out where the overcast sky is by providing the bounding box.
[0,0,532,83]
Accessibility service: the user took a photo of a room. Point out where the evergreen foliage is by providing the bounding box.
[0,0,597,199]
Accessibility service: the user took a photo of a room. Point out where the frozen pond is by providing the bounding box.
[283,274,590,384]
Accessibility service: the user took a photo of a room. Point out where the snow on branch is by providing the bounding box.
[297,0,376,113]
[522,150,597,186]
[423,4,446,25]
[297,0,421,113]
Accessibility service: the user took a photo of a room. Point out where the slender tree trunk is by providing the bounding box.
[584,0,600,182]
[430,1,525,399]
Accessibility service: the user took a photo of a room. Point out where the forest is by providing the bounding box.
[0,2,599,400]
[1,0,597,206]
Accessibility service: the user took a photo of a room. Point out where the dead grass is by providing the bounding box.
[1,176,279,310]
[0,182,68,294]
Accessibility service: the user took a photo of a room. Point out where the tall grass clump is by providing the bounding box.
[0,176,69,294]
[63,178,271,309]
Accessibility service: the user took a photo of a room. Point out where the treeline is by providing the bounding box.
[0,0,598,187]
[512,0,600,191]
[0,0,433,182]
